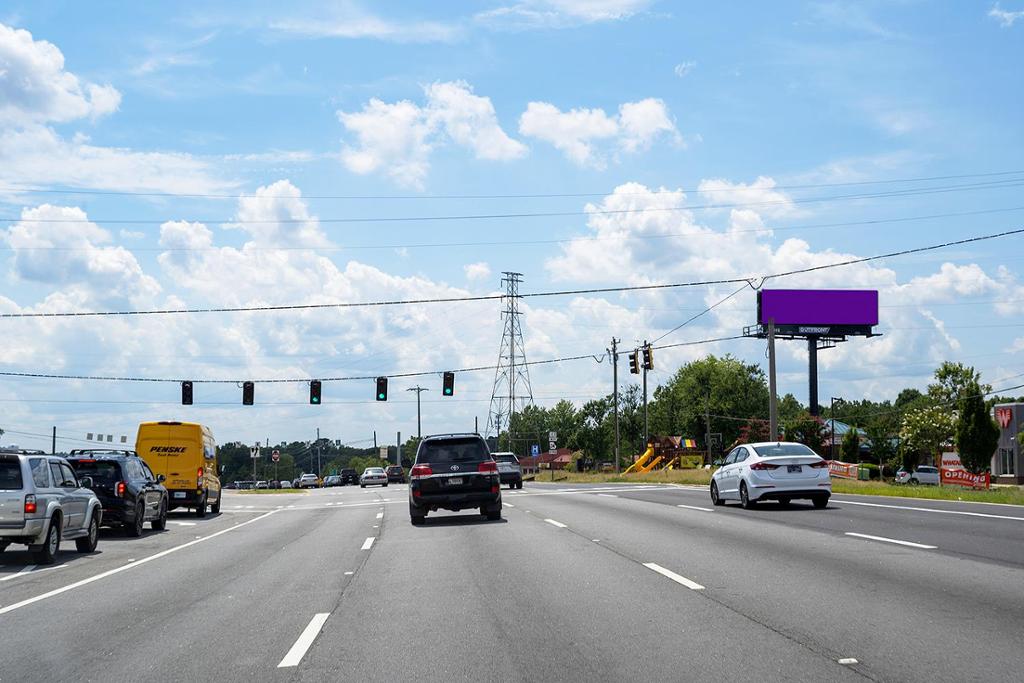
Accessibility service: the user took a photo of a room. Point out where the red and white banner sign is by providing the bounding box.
[940,452,962,469]
[995,407,1013,429]
[827,461,859,479]
[940,467,990,489]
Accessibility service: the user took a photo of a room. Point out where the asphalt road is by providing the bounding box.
[2,482,1023,682]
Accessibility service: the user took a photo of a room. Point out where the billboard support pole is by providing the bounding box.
[768,319,778,441]
[808,337,819,417]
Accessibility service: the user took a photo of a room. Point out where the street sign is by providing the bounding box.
[531,444,539,456]
[379,446,388,459]
[549,431,557,441]
[271,449,280,463]
[250,446,259,459]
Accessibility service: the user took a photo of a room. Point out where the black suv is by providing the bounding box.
[408,434,501,525]
[66,450,169,536]
[339,468,358,485]
[385,465,405,483]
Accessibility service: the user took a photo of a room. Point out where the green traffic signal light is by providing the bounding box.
[378,392,386,400]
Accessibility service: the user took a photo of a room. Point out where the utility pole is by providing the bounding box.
[373,431,377,449]
[705,396,712,464]
[51,426,56,454]
[316,427,321,477]
[397,432,401,468]
[611,338,620,474]
[768,319,779,440]
[642,340,649,446]
[406,386,429,439]
[474,416,479,435]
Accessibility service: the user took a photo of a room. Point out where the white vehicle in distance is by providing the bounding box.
[710,442,831,509]
[894,466,940,485]
[255,480,269,489]
[298,473,319,489]
[360,467,388,488]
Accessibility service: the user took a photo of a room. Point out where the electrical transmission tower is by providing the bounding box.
[486,272,534,441]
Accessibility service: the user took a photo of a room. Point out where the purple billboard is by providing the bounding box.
[758,289,878,329]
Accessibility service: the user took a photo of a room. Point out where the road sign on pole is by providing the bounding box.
[531,444,539,456]
[250,445,260,459]
[548,431,557,455]
[271,449,280,463]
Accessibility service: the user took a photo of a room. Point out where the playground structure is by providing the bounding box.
[624,436,702,473]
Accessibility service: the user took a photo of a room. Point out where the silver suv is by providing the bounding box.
[492,452,524,489]
[0,450,103,563]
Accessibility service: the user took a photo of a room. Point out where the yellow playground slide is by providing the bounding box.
[624,446,655,474]
[639,455,664,473]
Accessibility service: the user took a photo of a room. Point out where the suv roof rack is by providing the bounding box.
[68,448,139,457]
[0,448,47,455]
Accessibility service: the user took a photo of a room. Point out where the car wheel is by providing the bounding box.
[813,495,829,509]
[152,498,168,531]
[383,483,389,487]
[487,509,501,521]
[710,481,725,506]
[32,515,61,564]
[909,478,919,486]
[517,482,523,490]
[195,491,207,518]
[740,482,757,509]
[360,484,365,488]
[126,502,145,537]
[76,513,99,553]
[0,542,8,553]
[210,492,221,514]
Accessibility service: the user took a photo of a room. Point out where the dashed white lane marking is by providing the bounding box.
[592,539,600,543]
[504,503,515,508]
[676,504,713,512]
[838,658,859,665]
[0,565,36,582]
[344,571,354,576]
[361,537,375,550]
[597,494,617,498]
[376,512,384,519]
[170,521,197,527]
[643,562,705,591]
[834,498,1024,522]
[277,613,331,668]
[544,519,567,528]
[844,532,937,549]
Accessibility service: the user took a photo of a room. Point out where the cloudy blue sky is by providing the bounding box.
[1,1,1023,451]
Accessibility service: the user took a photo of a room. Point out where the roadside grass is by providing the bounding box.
[527,471,1024,505]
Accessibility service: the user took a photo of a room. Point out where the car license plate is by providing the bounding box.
[448,477,463,486]
[174,491,186,499]
[787,465,802,473]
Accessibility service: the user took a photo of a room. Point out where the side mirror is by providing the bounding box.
[79,476,93,488]
[157,474,166,483]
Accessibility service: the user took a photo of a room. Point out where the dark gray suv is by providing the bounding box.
[408,434,501,525]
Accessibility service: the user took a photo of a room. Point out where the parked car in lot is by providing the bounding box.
[492,452,523,489]
[291,478,301,489]
[67,450,168,536]
[408,434,502,525]
[361,467,388,488]
[0,450,103,563]
[255,480,269,489]
[710,442,831,509]
[298,473,320,489]
[385,465,406,483]
[340,468,358,485]
[895,466,940,485]
[323,475,341,487]
[236,480,255,490]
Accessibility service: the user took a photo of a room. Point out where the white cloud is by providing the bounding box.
[673,61,696,78]
[477,0,650,28]
[269,10,459,42]
[697,176,798,218]
[519,97,679,168]
[0,23,120,125]
[989,3,1024,27]
[464,262,492,281]
[337,81,524,188]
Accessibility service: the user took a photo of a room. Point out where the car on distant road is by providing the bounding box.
[323,475,342,487]
[361,467,388,488]
[67,450,168,536]
[895,466,940,485]
[340,468,358,485]
[291,478,301,489]
[255,480,269,489]
[492,452,523,489]
[710,442,831,509]
[298,473,320,489]
[408,434,502,525]
[385,465,405,483]
[0,450,103,563]
[236,480,255,490]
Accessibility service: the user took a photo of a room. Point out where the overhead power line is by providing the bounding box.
[3,226,1022,320]
[2,169,1022,200]
[3,178,1022,226]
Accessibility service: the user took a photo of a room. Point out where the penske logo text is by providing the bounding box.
[149,446,187,454]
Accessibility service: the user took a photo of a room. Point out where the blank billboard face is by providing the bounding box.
[758,289,878,326]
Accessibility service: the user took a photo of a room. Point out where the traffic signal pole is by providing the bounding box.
[611,338,620,474]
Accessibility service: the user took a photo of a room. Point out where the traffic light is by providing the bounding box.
[375,376,388,401]
[642,344,654,371]
[181,381,193,405]
[442,371,455,397]
[628,351,640,375]
[310,380,322,405]
[242,381,254,405]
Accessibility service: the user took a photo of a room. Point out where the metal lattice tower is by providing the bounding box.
[486,272,534,439]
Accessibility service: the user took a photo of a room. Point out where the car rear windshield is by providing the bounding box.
[0,460,23,490]
[417,438,489,464]
[494,454,518,462]
[69,460,121,484]
[752,444,818,458]
[918,466,938,473]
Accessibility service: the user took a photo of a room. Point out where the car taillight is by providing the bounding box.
[115,481,126,497]
[410,464,432,479]
[24,494,37,514]
[478,461,498,473]
[750,462,779,470]
[197,467,204,487]
[490,484,499,494]
[809,461,829,469]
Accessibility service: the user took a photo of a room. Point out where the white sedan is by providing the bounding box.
[710,441,831,509]
[360,467,389,488]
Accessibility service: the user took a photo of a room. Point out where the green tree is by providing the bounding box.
[777,394,804,423]
[956,381,999,474]
[928,362,990,406]
[840,426,861,463]
[899,405,955,469]
[783,412,827,455]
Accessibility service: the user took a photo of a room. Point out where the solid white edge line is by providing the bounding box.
[0,509,278,616]
[277,612,331,668]
[0,565,36,582]
[361,537,375,550]
[643,562,705,590]
[676,504,713,512]
[597,494,617,498]
[544,518,567,528]
[844,532,937,549]
[834,498,1024,522]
